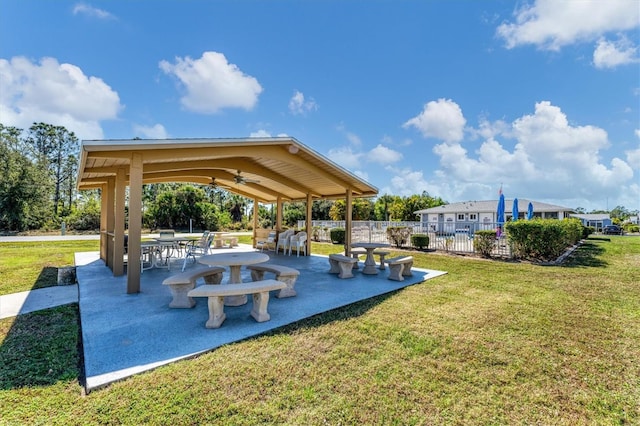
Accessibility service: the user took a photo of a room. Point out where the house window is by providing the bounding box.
[469,214,477,221]
[457,214,465,221]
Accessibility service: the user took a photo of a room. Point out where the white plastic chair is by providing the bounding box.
[257,230,277,251]
[275,229,294,254]
[288,231,307,257]
[181,231,212,271]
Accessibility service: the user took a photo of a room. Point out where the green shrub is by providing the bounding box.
[562,218,583,246]
[411,233,429,249]
[65,197,101,231]
[330,228,345,244]
[505,218,583,261]
[474,230,496,257]
[583,226,595,239]
[386,226,412,248]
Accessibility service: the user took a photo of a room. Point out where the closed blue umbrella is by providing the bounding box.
[512,198,519,221]
[496,193,505,236]
[527,202,534,220]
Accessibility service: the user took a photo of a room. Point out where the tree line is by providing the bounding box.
[1,123,80,231]
[0,122,447,233]
[3,122,634,233]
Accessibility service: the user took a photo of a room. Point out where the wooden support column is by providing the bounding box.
[113,168,126,276]
[99,183,108,263]
[345,189,353,256]
[127,153,143,294]
[306,193,312,256]
[276,196,283,231]
[105,177,115,268]
[252,198,259,247]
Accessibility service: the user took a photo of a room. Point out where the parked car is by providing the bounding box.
[603,225,624,235]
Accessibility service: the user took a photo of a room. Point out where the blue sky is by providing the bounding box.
[1,1,639,212]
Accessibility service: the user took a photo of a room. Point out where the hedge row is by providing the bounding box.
[504,218,583,261]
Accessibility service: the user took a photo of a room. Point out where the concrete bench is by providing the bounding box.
[162,266,225,308]
[373,250,391,270]
[349,248,366,269]
[246,264,300,298]
[188,279,286,328]
[328,254,358,279]
[386,256,414,281]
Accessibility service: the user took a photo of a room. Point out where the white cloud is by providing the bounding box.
[593,36,640,69]
[288,90,318,115]
[412,100,637,210]
[403,98,466,143]
[159,51,263,114]
[382,167,440,198]
[327,146,363,170]
[496,0,639,51]
[72,3,116,20]
[473,117,510,140]
[133,123,168,139]
[368,144,403,165]
[0,56,121,139]
[353,170,369,182]
[346,132,362,146]
[336,123,363,147]
[249,129,271,138]
[626,147,640,169]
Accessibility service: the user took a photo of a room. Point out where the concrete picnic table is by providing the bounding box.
[350,242,390,275]
[198,252,269,306]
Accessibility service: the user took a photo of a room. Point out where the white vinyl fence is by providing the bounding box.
[299,220,512,257]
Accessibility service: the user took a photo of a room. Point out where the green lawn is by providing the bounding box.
[0,236,638,424]
[0,240,100,295]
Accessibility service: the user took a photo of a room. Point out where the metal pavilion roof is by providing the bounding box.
[77,136,378,202]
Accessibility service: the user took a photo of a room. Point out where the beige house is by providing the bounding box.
[415,199,574,234]
[77,137,378,294]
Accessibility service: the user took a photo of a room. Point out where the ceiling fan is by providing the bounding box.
[207,177,230,189]
[233,170,260,185]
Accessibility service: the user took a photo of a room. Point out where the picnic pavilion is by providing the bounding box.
[76,136,378,294]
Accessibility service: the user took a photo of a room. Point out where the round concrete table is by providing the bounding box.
[198,252,269,305]
[350,242,390,274]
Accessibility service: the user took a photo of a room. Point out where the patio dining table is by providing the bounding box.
[154,235,199,252]
[351,242,390,275]
[140,240,179,272]
[198,252,269,306]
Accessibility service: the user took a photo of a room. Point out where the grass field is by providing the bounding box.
[0,236,638,424]
[0,240,100,295]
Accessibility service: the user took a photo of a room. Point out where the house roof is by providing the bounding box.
[570,214,610,221]
[415,199,574,215]
[77,137,378,202]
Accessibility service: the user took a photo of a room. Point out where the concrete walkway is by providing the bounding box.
[0,232,250,319]
[0,235,100,242]
[0,285,79,319]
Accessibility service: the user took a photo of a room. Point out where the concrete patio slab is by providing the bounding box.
[75,247,446,392]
